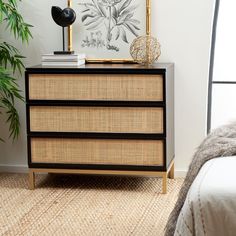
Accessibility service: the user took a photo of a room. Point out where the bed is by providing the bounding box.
[174,156,236,236]
[165,122,236,236]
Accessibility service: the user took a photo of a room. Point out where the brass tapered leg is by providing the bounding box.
[162,173,167,194]
[168,162,175,179]
[29,169,35,190]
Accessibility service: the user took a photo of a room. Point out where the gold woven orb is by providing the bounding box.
[130,35,161,65]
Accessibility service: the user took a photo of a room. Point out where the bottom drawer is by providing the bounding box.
[30,138,164,166]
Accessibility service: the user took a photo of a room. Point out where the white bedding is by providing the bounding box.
[175,156,236,236]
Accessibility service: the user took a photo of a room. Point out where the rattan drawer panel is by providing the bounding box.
[31,138,164,166]
[28,74,163,101]
[30,106,164,133]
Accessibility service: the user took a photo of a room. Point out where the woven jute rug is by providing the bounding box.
[0,173,183,236]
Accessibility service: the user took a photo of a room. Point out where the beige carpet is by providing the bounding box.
[0,173,183,236]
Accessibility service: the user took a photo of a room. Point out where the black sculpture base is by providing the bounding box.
[54,51,74,55]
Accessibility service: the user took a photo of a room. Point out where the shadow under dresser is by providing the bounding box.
[25,63,174,193]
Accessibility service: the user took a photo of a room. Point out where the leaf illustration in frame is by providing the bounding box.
[76,0,147,58]
[79,3,100,15]
[120,4,138,17]
[86,17,104,30]
[123,22,138,37]
[120,26,128,43]
[91,0,106,16]
[111,6,118,19]
[115,26,120,40]
[119,0,132,14]
[127,20,140,30]
[124,12,134,21]
[84,15,102,26]
[82,9,90,13]
[117,12,134,25]
[128,19,141,25]
[82,14,95,22]
[97,3,107,17]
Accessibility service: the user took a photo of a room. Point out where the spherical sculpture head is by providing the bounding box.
[51,6,76,27]
[130,35,161,65]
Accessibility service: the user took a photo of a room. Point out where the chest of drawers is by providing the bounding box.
[25,63,174,193]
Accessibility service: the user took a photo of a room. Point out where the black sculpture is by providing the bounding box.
[51,6,76,54]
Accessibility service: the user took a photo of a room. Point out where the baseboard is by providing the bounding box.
[0,164,28,173]
[0,164,188,177]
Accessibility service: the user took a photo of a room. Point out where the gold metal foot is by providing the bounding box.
[29,169,35,190]
[168,162,175,179]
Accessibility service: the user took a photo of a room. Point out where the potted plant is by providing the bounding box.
[0,0,32,141]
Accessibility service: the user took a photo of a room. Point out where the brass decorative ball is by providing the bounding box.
[130,35,161,65]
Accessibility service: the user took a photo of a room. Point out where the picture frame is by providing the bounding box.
[67,0,151,63]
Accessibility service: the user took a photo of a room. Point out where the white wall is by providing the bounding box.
[0,0,215,175]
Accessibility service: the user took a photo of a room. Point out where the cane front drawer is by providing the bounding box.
[30,138,164,166]
[29,106,164,134]
[28,74,163,101]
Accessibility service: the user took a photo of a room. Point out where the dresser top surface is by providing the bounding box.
[26,63,174,73]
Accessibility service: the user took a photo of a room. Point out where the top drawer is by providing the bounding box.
[28,74,163,101]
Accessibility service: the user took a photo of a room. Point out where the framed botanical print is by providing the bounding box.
[69,0,151,62]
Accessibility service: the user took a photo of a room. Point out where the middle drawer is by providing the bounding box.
[29,106,164,134]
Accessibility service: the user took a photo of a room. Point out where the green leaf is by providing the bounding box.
[1,1,32,42]
[0,1,32,141]
[0,42,24,74]
[0,66,23,141]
